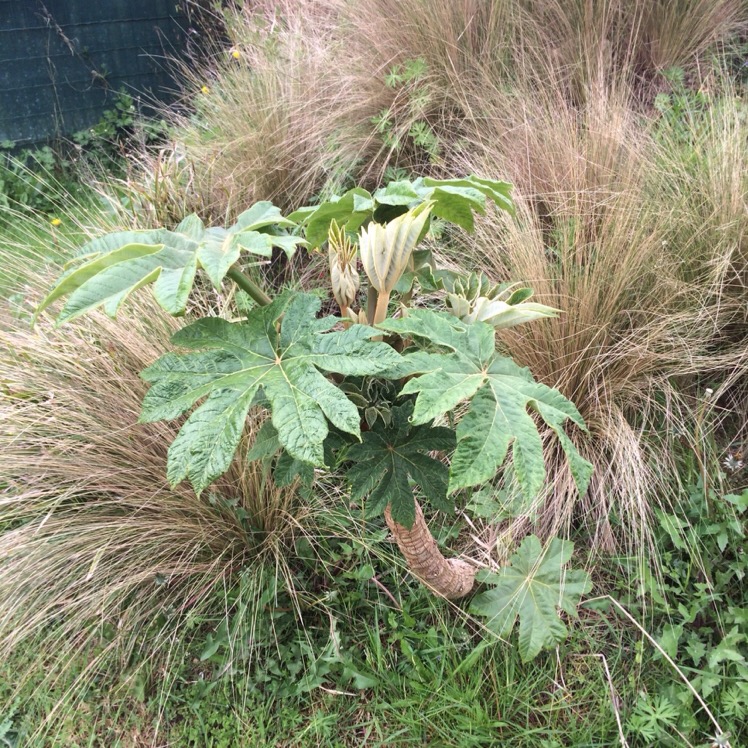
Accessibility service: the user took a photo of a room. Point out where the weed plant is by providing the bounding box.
[0,91,168,227]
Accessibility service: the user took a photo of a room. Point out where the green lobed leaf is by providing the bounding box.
[290,188,374,248]
[373,180,421,207]
[141,292,403,494]
[470,536,591,661]
[425,185,485,232]
[344,402,455,528]
[37,202,303,323]
[290,175,514,249]
[393,249,441,294]
[274,451,315,487]
[378,309,592,498]
[243,419,314,487]
[421,176,514,216]
[166,388,255,494]
[231,201,298,232]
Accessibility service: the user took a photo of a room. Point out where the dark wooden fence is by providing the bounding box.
[0,0,187,146]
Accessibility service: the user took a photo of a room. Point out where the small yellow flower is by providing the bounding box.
[231,49,241,60]
[200,85,210,95]
[50,217,62,227]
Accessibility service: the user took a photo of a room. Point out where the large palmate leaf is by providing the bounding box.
[378,309,593,497]
[470,536,591,661]
[289,175,514,248]
[37,202,305,324]
[139,293,402,494]
[288,187,374,248]
[344,402,455,528]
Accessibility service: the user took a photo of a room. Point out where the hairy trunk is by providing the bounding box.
[384,500,475,600]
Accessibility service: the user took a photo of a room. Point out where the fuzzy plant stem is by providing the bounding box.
[373,292,391,325]
[366,286,379,325]
[226,267,272,307]
[384,499,476,599]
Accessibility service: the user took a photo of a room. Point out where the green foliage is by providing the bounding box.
[245,420,315,487]
[0,144,61,215]
[617,483,748,744]
[70,91,166,174]
[471,536,591,661]
[36,173,590,669]
[654,68,709,133]
[344,402,455,527]
[0,91,165,219]
[384,58,428,88]
[627,693,682,742]
[379,309,593,497]
[445,272,560,328]
[290,174,513,248]
[141,292,401,491]
[0,700,19,748]
[37,203,304,322]
[375,57,441,163]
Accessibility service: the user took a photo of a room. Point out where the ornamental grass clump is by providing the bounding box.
[0,202,319,732]
[0,289,312,731]
[172,0,747,216]
[453,77,748,550]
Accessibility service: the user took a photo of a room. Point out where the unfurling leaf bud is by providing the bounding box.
[347,307,369,325]
[446,279,560,328]
[462,297,560,328]
[328,219,360,313]
[358,202,433,296]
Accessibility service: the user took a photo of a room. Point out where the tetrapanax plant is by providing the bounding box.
[37,176,592,656]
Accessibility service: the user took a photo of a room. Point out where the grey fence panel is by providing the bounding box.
[0,0,187,145]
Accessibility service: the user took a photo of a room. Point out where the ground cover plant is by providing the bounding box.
[1,0,747,745]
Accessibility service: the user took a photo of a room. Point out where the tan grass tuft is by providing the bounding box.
[0,259,309,735]
[453,76,747,550]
